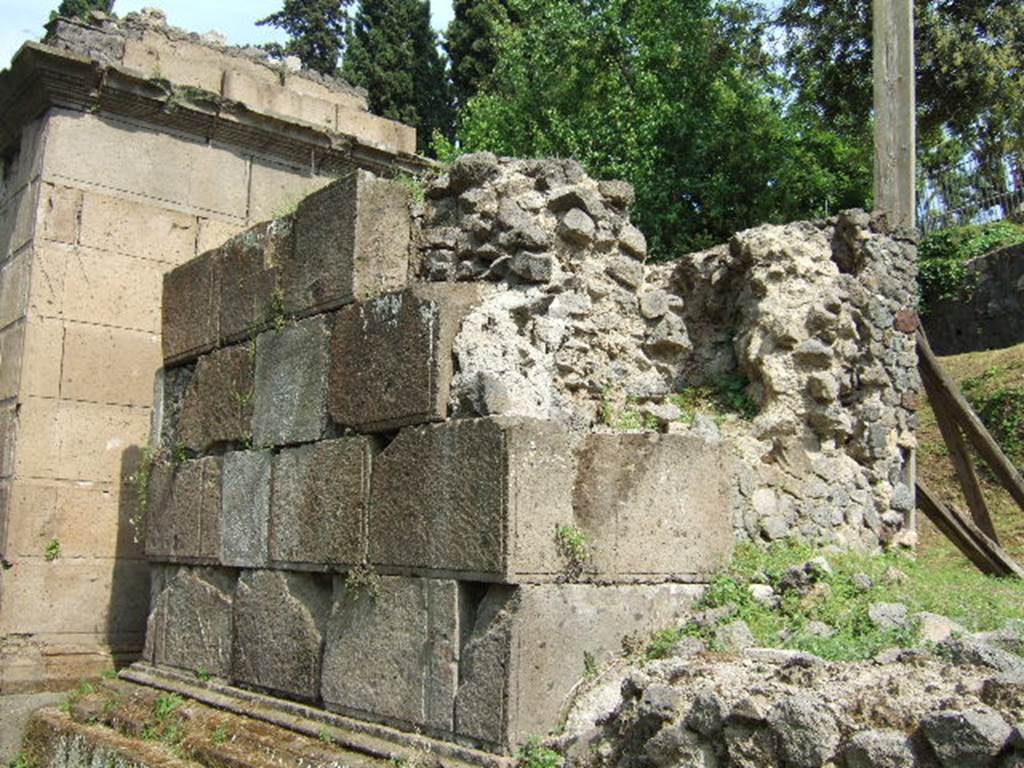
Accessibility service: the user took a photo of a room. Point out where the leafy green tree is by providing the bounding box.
[777,0,1024,182]
[52,0,114,20]
[445,0,511,110]
[456,0,868,254]
[258,0,353,75]
[342,0,453,153]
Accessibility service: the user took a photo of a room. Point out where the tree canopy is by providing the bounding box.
[52,0,114,20]
[257,0,353,75]
[453,0,869,254]
[341,0,453,153]
[445,0,511,111]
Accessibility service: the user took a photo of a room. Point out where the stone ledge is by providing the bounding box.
[0,44,431,178]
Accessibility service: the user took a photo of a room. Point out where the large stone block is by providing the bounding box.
[55,400,151,483]
[454,582,704,751]
[0,251,31,329]
[269,437,372,567]
[573,432,735,580]
[368,417,572,579]
[283,170,411,316]
[252,316,329,447]
[232,570,331,700]
[217,220,291,345]
[222,68,336,131]
[59,322,161,407]
[144,566,235,677]
[177,344,255,452]
[145,457,222,562]
[247,160,332,224]
[78,190,197,264]
[162,251,220,364]
[63,246,163,333]
[42,111,250,218]
[221,450,271,568]
[321,576,459,733]
[336,105,417,155]
[329,285,485,432]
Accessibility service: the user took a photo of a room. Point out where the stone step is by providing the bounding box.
[140,568,704,754]
[24,674,503,768]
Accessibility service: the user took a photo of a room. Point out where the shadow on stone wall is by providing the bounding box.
[107,445,150,670]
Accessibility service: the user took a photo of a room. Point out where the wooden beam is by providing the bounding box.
[917,481,1024,578]
[917,330,1024,513]
[919,362,999,541]
[873,0,916,228]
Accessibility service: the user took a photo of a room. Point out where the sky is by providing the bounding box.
[0,0,457,70]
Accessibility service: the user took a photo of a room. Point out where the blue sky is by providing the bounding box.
[0,0,456,70]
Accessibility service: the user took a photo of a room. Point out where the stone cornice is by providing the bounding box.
[0,43,432,177]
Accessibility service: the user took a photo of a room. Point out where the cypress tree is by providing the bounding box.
[445,0,510,110]
[342,0,453,153]
[52,0,114,20]
[257,0,353,76]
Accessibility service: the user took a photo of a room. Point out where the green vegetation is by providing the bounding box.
[515,738,564,768]
[195,667,212,683]
[44,538,62,562]
[7,753,35,768]
[142,693,186,746]
[51,0,113,21]
[645,542,1024,663]
[962,364,1024,468]
[59,680,96,713]
[582,651,599,680]
[318,727,335,744]
[669,374,759,423]
[445,0,511,110]
[917,342,1024,565]
[258,0,353,75]
[918,221,1024,309]
[342,0,453,154]
[392,173,427,205]
[211,726,230,745]
[555,525,589,579]
[344,563,382,601]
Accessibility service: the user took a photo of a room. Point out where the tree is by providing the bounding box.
[445,0,511,111]
[456,0,868,254]
[342,0,453,153]
[52,0,114,20]
[257,0,353,76]
[777,0,1024,183]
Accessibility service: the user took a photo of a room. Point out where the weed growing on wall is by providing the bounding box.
[555,525,589,580]
[44,538,62,562]
[918,221,1024,311]
[962,364,1024,468]
[344,563,382,602]
[669,374,759,423]
[516,738,564,768]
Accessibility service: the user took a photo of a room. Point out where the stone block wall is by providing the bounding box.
[0,11,426,692]
[142,168,729,752]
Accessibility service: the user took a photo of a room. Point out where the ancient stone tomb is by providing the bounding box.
[141,154,917,754]
[143,166,731,753]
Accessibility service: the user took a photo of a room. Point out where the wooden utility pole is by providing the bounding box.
[873,0,916,229]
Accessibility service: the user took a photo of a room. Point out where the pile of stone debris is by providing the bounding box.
[557,566,1024,768]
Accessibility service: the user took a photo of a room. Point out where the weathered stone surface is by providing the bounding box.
[221,451,271,567]
[329,285,485,432]
[252,315,329,447]
[217,219,291,344]
[766,693,840,768]
[144,566,235,676]
[177,344,254,452]
[284,170,411,316]
[145,457,222,562]
[232,570,331,700]
[573,432,734,580]
[368,417,572,579]
[270,438,373,567]
[455,582,703,750]
[322,576,460,732]
[921,707,1012,768]
[162,251,220,364]
[845,729,916,768]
